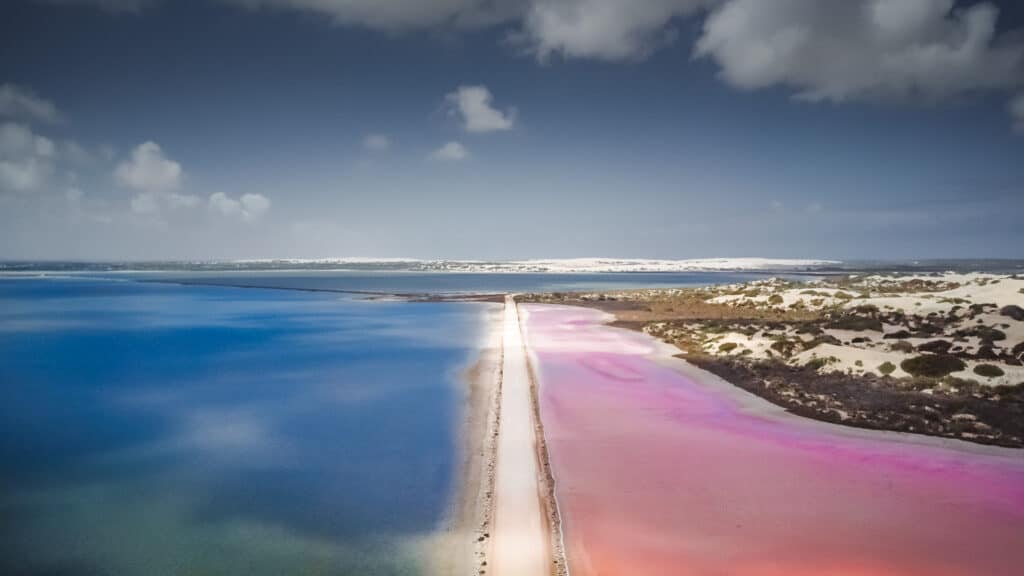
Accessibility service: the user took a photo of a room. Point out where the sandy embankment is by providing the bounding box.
[429,296,563,576]
[489,295,554,576]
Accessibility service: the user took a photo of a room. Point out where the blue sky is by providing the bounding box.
[1,0,1022,260]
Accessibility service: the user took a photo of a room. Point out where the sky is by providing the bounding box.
[1,0,1022,261]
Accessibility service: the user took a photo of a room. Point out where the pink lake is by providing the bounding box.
[524,304,1024,576]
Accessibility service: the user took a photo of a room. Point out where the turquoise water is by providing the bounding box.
[0,277,487,575]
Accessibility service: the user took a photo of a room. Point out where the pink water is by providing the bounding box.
[525,305,1024,576]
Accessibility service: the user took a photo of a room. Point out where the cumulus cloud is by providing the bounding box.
[363,133,391,151]
[114,142,202,215]
[694,0,1024,103]
[114,141,182,194]
[0,122,56,193]
[0,84,61,124]
[446,85,516,132]
[208,191,271,222]
[520,0,709,61]
[431,141,468,161]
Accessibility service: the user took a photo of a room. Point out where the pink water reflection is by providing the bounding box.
[526,305,1024,576]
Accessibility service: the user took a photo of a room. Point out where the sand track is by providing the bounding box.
[490,295,551,576]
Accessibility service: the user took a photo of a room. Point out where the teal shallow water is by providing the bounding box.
[0,277,487,575]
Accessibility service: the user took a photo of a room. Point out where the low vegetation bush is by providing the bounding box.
[900,355,966,378]
[889,341,914,353]
[878,361,897,376]
[917,340,952,354]
[828,314,882,331]
[1000,305,1024,321]
[973,364,1005,378]
[718,342,738,353]
[804,358,828,371]
[768,294,784,305]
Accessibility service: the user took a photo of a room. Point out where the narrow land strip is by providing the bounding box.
[490,295,550,576]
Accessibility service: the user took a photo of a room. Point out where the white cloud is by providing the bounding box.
[431,141,468,161]
[114,142,204,216]
[1011,93,1024,132]
[208,191,271,222]
[114,141,183,194]
[446,85,515,132]
[0,123,56,193]
[694,0,1024,103]
[520,0,709,61]
[0,84,61,124]
[166,192,201,210]
[363,133,391,151]
[130,192,160,215]
[0,122,55,158]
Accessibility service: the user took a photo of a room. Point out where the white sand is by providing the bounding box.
[490,295,549,576]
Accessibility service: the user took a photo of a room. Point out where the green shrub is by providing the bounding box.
[917,340,952,354]
[878,361,897,376]
[901,355,967,378]
[768,294,784,305]
[973,364,1005,378]
[718,342,738,353]
[890,341,914,353]
[828,313,882,331]
[805,358,828,371]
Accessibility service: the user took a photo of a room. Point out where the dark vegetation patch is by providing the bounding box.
[901,355,967,378]
[956,325,1006,343]
[889,341,915,353]
[1000,305,1024,321]
[974,364,1005,378]
[917,340,952,354]
[825,312,882,332]
[689,356,1024,448]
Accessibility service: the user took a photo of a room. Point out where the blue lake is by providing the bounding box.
[0,277,487,575]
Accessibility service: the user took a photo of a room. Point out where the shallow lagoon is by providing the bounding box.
[0,277,486,575]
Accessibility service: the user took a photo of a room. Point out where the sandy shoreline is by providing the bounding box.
[427,303,503,576]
